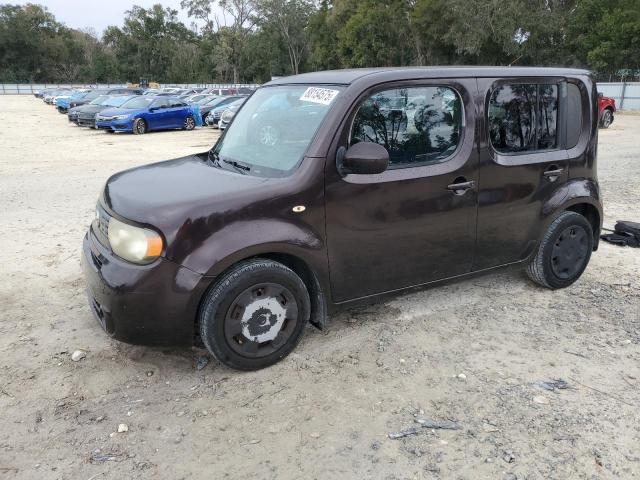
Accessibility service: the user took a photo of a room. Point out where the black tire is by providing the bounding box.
[184,115,196,131]
[133,118,147,135]
[526,211,594,289]
[600,108,613,128]
[199,259,310,371]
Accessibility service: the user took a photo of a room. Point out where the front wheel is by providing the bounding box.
[526,211,594,289]
[133,118,147,135]
[199,259,310,371]
[600,109,613,128]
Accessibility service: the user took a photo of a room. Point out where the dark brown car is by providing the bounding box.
[81,67,603,370]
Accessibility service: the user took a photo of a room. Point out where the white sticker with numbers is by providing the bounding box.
[299,87,339,105]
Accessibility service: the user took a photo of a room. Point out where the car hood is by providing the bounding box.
[102,154,272,250]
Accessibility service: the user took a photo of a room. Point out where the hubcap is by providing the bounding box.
[551,225,588,280]
[259,125,278,146]
[224,283,298,358]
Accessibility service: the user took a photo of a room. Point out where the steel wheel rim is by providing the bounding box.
[224,282,299,358]
[602,111,612,127]
[551,225,589,280]
[259,125,278,146]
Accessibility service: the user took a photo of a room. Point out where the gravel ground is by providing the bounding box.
[0,96,638,480]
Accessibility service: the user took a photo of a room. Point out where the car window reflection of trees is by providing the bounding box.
[350,87,462,168]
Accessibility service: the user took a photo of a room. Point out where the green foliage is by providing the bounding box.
[0,0,639,83]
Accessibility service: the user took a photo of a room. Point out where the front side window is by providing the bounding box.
[350,86,463,168]
[151,98,170,109]
[213,85,342,177]
[488,83,558,153]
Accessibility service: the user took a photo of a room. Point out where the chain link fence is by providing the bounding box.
[0,83,261,95]
[4,80,639,110]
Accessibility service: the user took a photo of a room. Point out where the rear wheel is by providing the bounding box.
[199,259,310,371]
[526,211,593,289]
[184,115,196,131]
[133,118,147,135]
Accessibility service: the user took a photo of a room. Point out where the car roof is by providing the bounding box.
[265,66,592,86]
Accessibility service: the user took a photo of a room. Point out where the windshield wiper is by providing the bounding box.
[208,149,221,167]
[222,158,251,173]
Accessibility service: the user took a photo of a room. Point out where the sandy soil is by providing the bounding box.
[0,96,638,480]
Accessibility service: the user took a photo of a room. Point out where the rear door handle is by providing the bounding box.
[447,179,475,195]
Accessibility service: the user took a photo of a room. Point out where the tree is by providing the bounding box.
[253,0,313,75]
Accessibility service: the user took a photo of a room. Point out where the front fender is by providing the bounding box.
[179,218,330,328]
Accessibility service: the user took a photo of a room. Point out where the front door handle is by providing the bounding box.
[447,179,475,195]
[543,167,564,181]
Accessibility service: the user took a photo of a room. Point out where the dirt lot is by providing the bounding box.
[0,95,638,480]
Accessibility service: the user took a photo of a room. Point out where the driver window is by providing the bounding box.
[350,86,463,169]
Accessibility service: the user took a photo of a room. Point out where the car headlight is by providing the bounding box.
[107,217,163,264]
[113,114,130,120]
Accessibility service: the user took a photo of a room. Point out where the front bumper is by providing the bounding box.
[96,119,134,132]
[77,117,96,127]
[81,226,210,346]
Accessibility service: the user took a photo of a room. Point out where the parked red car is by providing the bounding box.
[598,92,616,128]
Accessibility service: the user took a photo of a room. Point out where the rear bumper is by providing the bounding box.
[81,227,210,346]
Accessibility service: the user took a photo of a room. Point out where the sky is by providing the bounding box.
[13,0,204,35]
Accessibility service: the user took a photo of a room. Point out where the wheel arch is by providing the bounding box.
[196,248,329,337]
[541,179,603,251]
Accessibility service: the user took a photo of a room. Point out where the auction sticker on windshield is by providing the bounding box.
[300,87,339,105]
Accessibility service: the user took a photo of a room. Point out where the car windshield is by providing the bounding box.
[205,96,232,107]
[227,98,246,108]
[196,95,216,104]
[103,96,131,107]
[213,85,342,177]
[90,95,110,105]
[84,91,104,100]
[120,97,154,109]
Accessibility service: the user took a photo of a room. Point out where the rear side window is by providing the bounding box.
[488,84,558,153]
[350,86,463,168]
[566,84,583,149]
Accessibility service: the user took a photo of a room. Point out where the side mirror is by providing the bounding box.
[337,142,389,176]
[598,92,604,99]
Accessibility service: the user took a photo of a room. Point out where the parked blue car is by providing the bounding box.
[55,90,90,113]
[95,96,197,134]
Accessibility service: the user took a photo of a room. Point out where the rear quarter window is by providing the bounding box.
[566,84,583,149]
